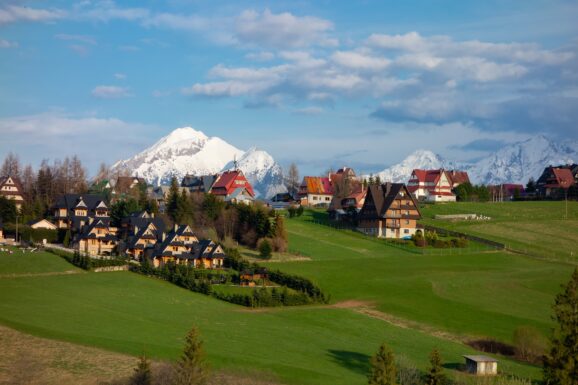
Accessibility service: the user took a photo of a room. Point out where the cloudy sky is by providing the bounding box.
[1,0,577,176]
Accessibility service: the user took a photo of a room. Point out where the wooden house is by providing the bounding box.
[407,169,456,202]
[75,218,118,256]
[240,268,268,287]
[298,176,334,207]
[53,194,110,231]
[464,355,497,376]
[28,219,57,230]
[181,174,217,194]
[123,212,166,260]
[0,175,25,211]
[191,240,226,269]
[210,170,255,204]
[358,183,422,239]
[536,166,576,199]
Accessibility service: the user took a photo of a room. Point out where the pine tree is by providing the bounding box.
[131,354,152,385]
[63,230,71,247]
[544,268,578,385]
[176,326,209,385]
[425,348,445,385]
[167,177,181,223]
[368,342,397,385]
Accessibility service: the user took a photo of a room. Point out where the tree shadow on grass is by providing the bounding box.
[443,362,465,372]
[327,349,371,375]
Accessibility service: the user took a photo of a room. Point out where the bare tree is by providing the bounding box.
[70,155,88,193]
[1,152,21,178]
[94,162,111,184]
[284,163,300,198]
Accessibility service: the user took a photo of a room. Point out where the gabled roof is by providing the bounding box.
[301,176,334,195]
[448,170,470,185]
[114,176,146,193]
[361,183,421,219]
[552,168,575,188]
[54,194,108,211]
[181,174,217,192]
[210,170,255,197]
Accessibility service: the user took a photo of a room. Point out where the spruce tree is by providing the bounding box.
[167,177,180,223]
[368,342,397,385]
[544,268,578,385]
[176,326,209,385]
[131,354,152,385]
[425,348,445,385]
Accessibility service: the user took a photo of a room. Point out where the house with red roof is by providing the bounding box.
[298,176,334,207]
[210,170,255,204]
[447,170,471,188]
[536,166,576,199]
[407,169,456,202]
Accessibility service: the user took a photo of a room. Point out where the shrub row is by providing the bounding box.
[46,248,128,270]
[2,224,59,243]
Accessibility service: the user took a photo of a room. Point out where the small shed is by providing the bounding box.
[464,355,498,376]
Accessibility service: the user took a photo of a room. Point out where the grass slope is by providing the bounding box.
[420,201,578,262]
[0,246,80,275]
[272,209,574,343]
[0,256,539,384]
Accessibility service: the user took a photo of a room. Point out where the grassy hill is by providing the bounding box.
[0,245,544,384]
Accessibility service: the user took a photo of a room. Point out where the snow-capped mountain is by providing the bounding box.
[368,150,461,183]
[468,135,578,185]
[221,147,287,198]
[111,127,286,198]
[365,135,577,185]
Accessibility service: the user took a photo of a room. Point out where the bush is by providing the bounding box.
[450,237,469,248]
[433,239,450,248]
[257,238,273,259]
[513,325,548,363]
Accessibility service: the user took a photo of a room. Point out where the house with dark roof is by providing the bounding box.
[298,176,334,207]
[358,183,422,239]
[75,218,118,256]
[210,170,255,204]
[407,169,456,202]
[147,185,189,213]
[181,174,217,194]
[53,194,111,231]
[148,225,224,269]
[0,175,25,211]
[536,166,576,199]
[120,211,166,259]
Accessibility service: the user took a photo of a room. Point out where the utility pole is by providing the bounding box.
[15,215,19,244]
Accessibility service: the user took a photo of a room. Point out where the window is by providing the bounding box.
[313,196,318,200]
[404,229,410,234]
[405,220,410,225]
[325,197,330,201]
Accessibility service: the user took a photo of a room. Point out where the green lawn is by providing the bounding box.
[0,271,539,384]
[419,201,578,262]
[0,246,80,275]
[271,209,575,343]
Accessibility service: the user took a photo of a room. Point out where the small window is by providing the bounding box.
[405,220,410,225]
[404,229,410,234]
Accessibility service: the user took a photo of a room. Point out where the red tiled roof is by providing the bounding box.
[301,176,334,195]
[210,170,255,197]
[448,171,470,185]
[552,168,575,188]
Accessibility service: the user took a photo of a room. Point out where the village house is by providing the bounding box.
[536,165,576,199]
[112,176,147,198]
[121,211,166,260]
[181,174,217,194]
[147,185,189,213]
[75,218,118,256]
[210,170,255,204]
[358,183,422,239]
[149,224,225,269]
[53,194,111,231]
[448,170,471,188]
[328,167,367,219]
[28,219,57,230]
[0,175,25,211]
[407,169,456,202]
[298,176,334,207]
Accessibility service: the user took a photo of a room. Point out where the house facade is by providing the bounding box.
[0,175,25,211]
[298,176,334,207]
[536,166,576,199]
[122,211,166,260]
[53,194,111,231]
[149,225,224,269]
[407,169,456,202]
[75,219,118,256]
[358,183,422,239]
[210,170,255,204]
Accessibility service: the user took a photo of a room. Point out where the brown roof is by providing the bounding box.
[448,170,470,185]
[363,183,422,219]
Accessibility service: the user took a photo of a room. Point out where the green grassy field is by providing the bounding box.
[0,248,542,384]
[419,201,578,262]
[1,202,576,384]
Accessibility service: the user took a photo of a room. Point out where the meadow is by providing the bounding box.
[1,202,576,384]
[419,201,578,262]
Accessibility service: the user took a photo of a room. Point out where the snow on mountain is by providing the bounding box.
[364,135,577,185]
[368,150,460,183]
[111,127,244,186]
[110,127,286,198]
[468,135,578,185]
[221,147,287,198]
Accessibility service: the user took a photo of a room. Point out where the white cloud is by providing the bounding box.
[91,85,132,98]
[245,51,275,61]
[332,50,390,71]
[235,9,335,48]
[0,39,17,48]
[114,73,127,80]
[294,107,324,115]
[143,12,207,31]
[0,5,66,25]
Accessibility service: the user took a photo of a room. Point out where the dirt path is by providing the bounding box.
[0,270,81,279]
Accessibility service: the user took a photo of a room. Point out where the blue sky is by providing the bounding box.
[1,0,577,176]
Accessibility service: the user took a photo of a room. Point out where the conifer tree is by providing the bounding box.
[544,268,578,385]
[167,177,180,223]
[425,348,445,385]
[131,354,152,385]
[368,342,397,385]
[176,326,209,385]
